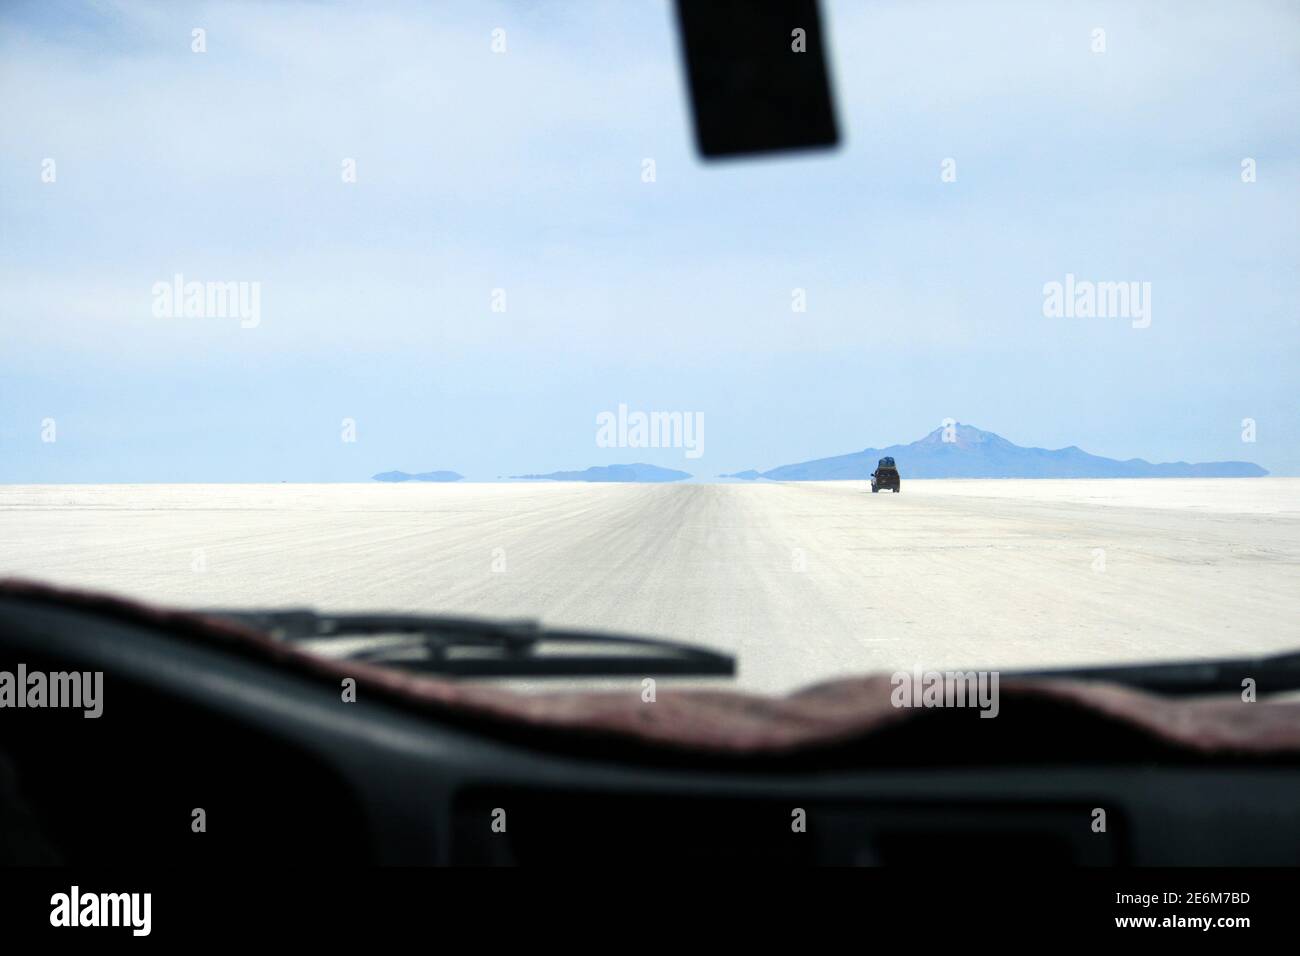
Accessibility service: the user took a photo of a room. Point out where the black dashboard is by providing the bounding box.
[2,596,1298,867]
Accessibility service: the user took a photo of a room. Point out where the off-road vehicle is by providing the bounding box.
[871,456,900,493]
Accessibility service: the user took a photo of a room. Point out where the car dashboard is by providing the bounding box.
[2,588,1298,867]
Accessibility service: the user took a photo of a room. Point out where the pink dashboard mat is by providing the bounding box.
[3,578,1298,759]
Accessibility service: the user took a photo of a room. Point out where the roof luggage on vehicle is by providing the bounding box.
[878,457,895,468]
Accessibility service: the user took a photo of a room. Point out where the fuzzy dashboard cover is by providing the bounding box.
[2,578,1298,764]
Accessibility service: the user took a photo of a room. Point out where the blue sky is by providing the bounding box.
[2,0,1298,481]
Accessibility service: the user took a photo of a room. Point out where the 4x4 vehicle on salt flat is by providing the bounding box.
[871,457,900,493]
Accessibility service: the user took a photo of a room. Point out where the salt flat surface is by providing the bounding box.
[2,479,1297,694]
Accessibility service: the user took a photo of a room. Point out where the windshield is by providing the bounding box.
[1,0,1297,696]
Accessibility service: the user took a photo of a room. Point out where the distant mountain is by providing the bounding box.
[372,470,464,482]
[738,424,1268,480]
[511,463,691,483]
[720,469,762,480]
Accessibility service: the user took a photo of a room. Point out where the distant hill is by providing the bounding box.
[737,424,1268,480]
[511,463,691,483]
[372,470,464,482]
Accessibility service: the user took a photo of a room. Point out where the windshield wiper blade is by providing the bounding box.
[1009,649,1300,696]
[205,609,736,679]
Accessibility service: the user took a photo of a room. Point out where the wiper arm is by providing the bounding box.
[1010,649,1300,697]
[205,609,736,679]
